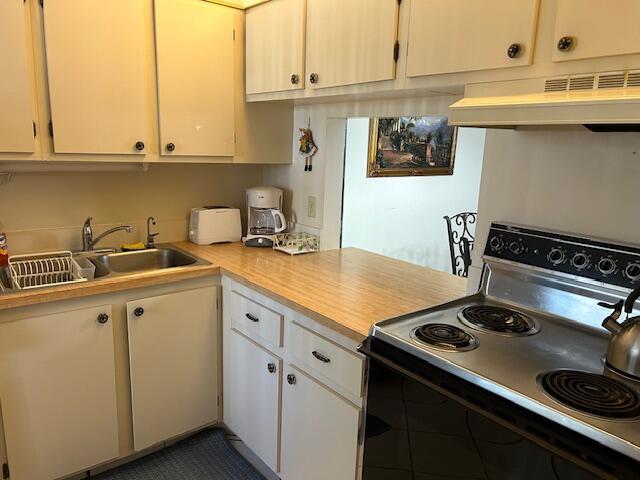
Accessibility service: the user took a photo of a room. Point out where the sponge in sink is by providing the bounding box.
[122,242,146,251]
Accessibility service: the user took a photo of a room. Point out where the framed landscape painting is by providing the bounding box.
[367,116,457,177]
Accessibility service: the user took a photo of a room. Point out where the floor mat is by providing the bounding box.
[95,429,266,480]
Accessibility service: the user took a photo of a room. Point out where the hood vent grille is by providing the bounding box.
[544,78,569,92]
[544,70,640,93]
[598,72,626,89]
[569,75,595,90]
[627,71,640,87]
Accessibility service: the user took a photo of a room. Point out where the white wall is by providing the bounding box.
[341,118,484,272]
[263,95,468,245]
[468,126,640,291]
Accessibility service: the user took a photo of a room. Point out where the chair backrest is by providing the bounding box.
[443,212,477,277]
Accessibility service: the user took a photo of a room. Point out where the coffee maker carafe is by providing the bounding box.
[244,186,287,247]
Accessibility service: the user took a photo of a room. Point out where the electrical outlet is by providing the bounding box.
[308,195,317,218]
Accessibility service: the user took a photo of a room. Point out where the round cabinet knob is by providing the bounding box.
[547,247,567,266]
[624,262,640,282]
[267,363,276,374]
[570,252,591,271]
[489,236,504,252]
[509,241,526,255]
[134,307,144,317]
[507,43,522,59]
[286,374,296,385]
[309,73,319,84]
[557,36,575,52]
[97,313,109,324]
[135,141,145,151]
[166,142,175,152]
[290,74,299,85]
[597,257,617,276]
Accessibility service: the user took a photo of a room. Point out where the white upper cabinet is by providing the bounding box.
[305,0,399,89]
[154,0,235,157]
[42,0,154,155]
[406,0,540,77]
[127,287,219,451]
[0,0,37,153]
[552,0,640,62]
[0,305,119,480]
[246,0,306,95]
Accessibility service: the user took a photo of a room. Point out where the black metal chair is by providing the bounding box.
[443,212,477,277]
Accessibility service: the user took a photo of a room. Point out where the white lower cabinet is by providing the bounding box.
[222,277,364,480]
[127,287,219,451]
[225,329,282,472]
[280,367,361,480]
[0,304,119,480]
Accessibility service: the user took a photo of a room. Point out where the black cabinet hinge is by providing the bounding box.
[33,121,37,137]
[2,462,9,480]
[232,29,235,41]
[397,0,402,4]
[39,0,43,7]
[48,121,53,137]
[393,41,400,62]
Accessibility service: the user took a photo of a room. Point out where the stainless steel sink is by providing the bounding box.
[92,247,202,274]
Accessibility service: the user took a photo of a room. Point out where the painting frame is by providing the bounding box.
[367,116,458,178]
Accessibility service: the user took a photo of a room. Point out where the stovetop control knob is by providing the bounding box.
[509,241,526,255]
[489,236,504,252]
[624,262,640,282]
[570,252,591,271]
[596,257,618,276]
[547,247,567,266]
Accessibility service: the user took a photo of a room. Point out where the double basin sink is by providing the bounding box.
[0,246,208,292]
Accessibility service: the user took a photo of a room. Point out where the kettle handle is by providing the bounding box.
[271,210,287,233]
[599,300,624,335]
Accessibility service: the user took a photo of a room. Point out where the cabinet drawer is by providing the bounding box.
[288,322,364,398]
[230,290,283,350]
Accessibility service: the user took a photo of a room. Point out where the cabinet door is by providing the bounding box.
[127,287,218,451]
[155,0,235,157]
[0,0,36,153]
[42,0,154,154]
[281,367,360,480]
[406,0,539,77]
[225,329,281,472]
[0,305,118,480]
[246,0,306,95]
[552,0,640,62]
[305,0,399,89]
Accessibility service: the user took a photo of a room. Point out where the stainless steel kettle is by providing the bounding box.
[600,286,640,379]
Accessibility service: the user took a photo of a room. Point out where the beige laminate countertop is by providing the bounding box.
[0,242,468,341]
[177,242,468,341]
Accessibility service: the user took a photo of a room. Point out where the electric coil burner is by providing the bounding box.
[411,323,478,352]
[458,305,540,336]
[539,370,640,420]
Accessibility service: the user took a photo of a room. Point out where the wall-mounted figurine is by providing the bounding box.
[298,119,318,172]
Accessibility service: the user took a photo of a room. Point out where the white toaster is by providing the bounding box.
[189,207,242,245]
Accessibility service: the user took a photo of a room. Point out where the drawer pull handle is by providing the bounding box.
[287,374,296,385]
[312,350,331,363]
[134,307,144,317]
[97,313,109,324]
[267,363,276,374]
[245,313,259,322]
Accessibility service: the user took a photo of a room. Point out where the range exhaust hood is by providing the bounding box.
[448,70,640,130]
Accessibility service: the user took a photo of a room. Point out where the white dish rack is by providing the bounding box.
[8,251,88,290]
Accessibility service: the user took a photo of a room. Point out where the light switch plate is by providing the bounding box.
[307,195,317,218]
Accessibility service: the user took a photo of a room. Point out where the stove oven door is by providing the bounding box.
[359,338,639,480]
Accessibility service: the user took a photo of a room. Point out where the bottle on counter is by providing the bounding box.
[0,223,8,267]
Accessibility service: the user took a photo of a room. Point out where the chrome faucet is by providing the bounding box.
[146,216,159,249]
[82,217,133,251]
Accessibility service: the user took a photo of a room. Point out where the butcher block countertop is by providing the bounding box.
[0,242,468,341]
[177,242,468,341]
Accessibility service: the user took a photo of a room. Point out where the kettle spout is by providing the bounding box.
[598,300,624,335]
